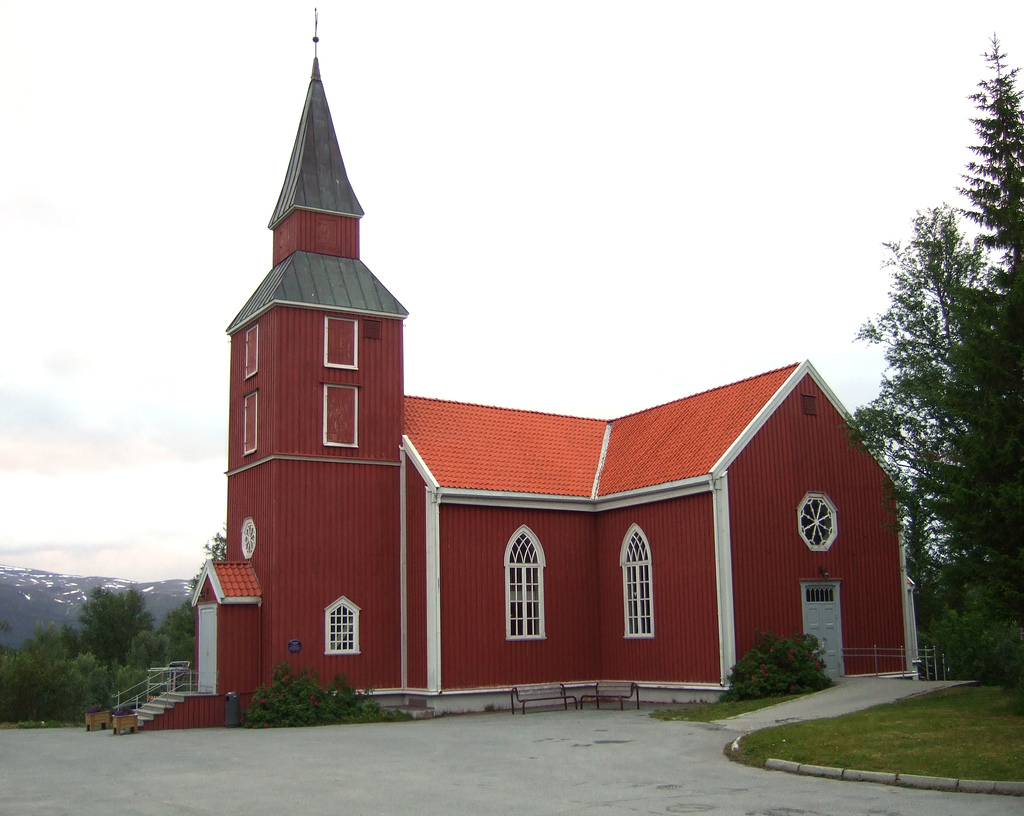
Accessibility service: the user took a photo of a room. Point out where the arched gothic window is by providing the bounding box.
[621,525,653,638]
[505,526,545,639]
[324,596,360,654]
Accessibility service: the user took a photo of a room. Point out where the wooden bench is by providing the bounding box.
[85,710,110,731]
[579,682,641,710]
[509,684,579,714]
[112,712,139,735]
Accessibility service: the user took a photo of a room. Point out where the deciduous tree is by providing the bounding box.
[78,586,154,668]
[849,206,988,621]
[189,529,227,591]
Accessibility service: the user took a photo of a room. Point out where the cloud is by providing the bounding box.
[0,458,225,582]
[0,383,223,475]
[0,191,73,230]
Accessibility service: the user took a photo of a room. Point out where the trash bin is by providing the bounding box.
[225,692,241,728]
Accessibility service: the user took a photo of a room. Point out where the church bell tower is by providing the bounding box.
[214,52,408,694]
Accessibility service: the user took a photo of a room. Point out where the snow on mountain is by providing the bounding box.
[0,564,192,649]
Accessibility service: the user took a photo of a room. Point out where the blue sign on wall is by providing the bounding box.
[288,639,302,653]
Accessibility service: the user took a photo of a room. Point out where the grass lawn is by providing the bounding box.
[651,695,804,723]
[733,686,1023,782]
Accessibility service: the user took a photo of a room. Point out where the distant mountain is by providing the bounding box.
[0,564,192,649]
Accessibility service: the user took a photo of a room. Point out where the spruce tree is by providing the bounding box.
[852,38,1024,628]
[943,37,1024,625]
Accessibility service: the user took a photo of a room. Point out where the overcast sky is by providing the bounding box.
[1,1,1021,582]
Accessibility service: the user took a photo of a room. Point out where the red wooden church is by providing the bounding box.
[172,57,916,725]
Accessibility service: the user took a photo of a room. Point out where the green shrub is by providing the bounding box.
[926,607,1024,687]
[722,630,832,702]
[242,663,399,728]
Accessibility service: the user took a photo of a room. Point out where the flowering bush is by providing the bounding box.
[721,630,832,701]
[242,663,403,728]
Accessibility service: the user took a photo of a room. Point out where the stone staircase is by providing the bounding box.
[136,691,187,726]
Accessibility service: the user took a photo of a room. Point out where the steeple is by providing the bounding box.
[228,51,407,334]
[268,57,364,229]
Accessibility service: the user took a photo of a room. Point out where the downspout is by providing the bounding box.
[400,448,408,691]
[711,472,737,686]
[425,486,442,693]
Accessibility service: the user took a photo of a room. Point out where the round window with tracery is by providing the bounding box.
[797,492,837,551]
[242,518,257,559]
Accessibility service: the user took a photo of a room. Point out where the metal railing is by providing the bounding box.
[114,663,195,711]
[913,646,949,681]
[840,646,948,680]
[841,645,911,676]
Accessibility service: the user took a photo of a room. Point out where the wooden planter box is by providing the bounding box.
[84,710,111,731]
[111,713,139,736]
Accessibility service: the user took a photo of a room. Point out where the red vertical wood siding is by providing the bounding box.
[404,463,428,689]
[225,309,405,694]
[214,605,261,695]
[272,210,360,266]
[227,306,404,472]
[727,375,904,664]
[595,494,721,684]
[143,694,255,731]
[438,505,600,689]
[244,459,402,691]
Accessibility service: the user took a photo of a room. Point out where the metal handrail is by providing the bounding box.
[841,645,909,676]
[840,645,948,680]
[114,664,196,711]
[913,646,949,681]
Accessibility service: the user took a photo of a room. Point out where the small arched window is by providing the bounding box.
[324,596,360,654]
[505,526,546,639]
[621,525,653,638]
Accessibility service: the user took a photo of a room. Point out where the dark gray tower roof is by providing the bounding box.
[268,58,364,228]
[227,252,408,334]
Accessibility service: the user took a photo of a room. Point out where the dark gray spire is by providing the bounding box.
[268,59,363,229]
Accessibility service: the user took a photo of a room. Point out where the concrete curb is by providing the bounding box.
[764,757,1024,796]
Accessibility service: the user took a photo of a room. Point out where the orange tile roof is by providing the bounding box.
[405,397,607,497]
[213,562,262,597]
[596,364,799,494]
[404,364,799,498]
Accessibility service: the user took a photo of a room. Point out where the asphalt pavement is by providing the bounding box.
[0,678,1017,816]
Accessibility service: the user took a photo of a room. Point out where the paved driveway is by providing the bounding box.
[0,700,1016,815]
[714,676,968,732]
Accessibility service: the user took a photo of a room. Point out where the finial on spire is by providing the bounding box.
[311,8,321,80]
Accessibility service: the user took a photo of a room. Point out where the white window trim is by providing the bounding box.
[241,518,256,560]
[243,391,258,455]
[324,315,358,370]
[620,523,654,639]
[324,595,361,655]
[798,491,838,551]
[504,525,546,640]
[323,384,359,448]
[244,324,259,379]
